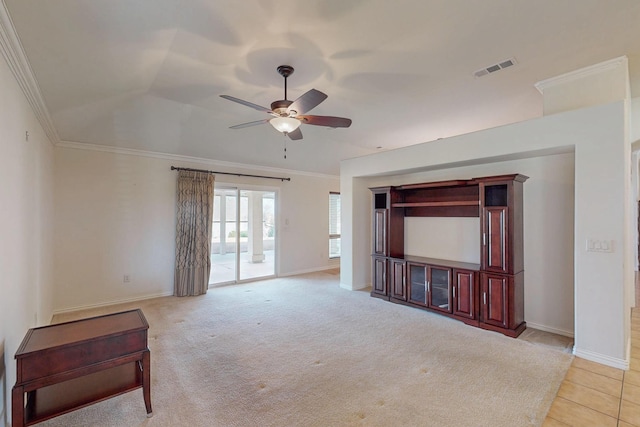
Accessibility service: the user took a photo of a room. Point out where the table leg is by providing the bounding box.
[12,385,24,427]
[142,350,152,417]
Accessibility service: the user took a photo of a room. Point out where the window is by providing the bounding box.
[329,192,341,258]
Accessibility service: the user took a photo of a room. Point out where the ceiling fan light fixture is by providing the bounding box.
[269,116,301,134]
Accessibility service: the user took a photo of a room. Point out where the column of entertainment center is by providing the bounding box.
[370,174,528,337]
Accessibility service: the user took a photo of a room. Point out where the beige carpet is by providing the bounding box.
[42,270,572,427]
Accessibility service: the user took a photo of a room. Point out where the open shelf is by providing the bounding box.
[25,362,142,425]
[392,201,480,208]
[392,182,480,217]
[397,180,470,190]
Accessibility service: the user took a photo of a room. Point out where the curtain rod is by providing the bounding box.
[170,166,291,182]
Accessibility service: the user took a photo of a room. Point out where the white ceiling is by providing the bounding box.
[5,0,640,175]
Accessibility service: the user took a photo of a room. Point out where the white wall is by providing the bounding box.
[341,101,629,368]
[537,57,630,116]
[53,145,339,313]
[404,217,481,264]
[363,153,575,337]
[0,45,55,424]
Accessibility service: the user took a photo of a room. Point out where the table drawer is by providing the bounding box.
[19,330,146,383]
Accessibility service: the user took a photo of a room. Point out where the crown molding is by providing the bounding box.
[0,1,59,145]
[534,56,628,94]
[56,140,340,179]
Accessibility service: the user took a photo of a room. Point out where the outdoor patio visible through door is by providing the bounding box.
[209,187,276,286]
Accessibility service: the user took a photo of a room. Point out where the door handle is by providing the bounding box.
[483,292,487,305]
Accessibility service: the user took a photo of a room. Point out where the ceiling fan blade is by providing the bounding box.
[288,89,327,115]
[298,115,352,128]
[220,95,272,113]
[287,128,303,140]
[229,119,270,129]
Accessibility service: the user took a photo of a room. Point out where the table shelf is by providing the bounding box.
[25,362,142,426]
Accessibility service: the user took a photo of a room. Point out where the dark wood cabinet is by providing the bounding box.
[406,259,478,321]
[390,258,406,301]
[370,187,404,259]
[427,266,451,313]
[370,174,527,337]
[372,256,388,298]
[453,269,476,319]
[481,272,509,328]
[407,262,427,305]
[478,176,527,336]
[479,272,526,336]
[483,206,508,273]
[373,209,387,256]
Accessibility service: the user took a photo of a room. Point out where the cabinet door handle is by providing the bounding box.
[483,291,487,305]
[426,281,430,292]
[453,286,456,298]
[483,232,487,246]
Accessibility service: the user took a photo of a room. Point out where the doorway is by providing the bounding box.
[209,187,276,286]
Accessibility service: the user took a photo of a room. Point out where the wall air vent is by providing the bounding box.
[474,57,517,78]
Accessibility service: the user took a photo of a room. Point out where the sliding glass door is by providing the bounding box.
[209,187,276,286]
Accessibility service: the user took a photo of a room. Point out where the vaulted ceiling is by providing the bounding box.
[4,0,640,175]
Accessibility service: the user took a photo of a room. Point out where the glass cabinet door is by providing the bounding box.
[428,266,451,313]
[408,263,427,305]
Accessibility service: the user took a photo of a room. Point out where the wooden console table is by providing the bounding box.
[12,309,152,426]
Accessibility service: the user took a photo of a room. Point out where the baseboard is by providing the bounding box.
[573,348,629,370]
[279,265,340,277]
[339,282,369,291]
[52,291,174,316]
[526,322,575,338]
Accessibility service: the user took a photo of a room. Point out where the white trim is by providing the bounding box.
[52,291,173,316]
[340,281,369,291]
[279,265,340,277]
[525,322,575,338]
[56,140,340,179]
[0,1,59,145]
[573,347,629,370]
[534,56,628,94]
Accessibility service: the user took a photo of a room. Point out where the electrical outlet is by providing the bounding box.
[123,275,130,283]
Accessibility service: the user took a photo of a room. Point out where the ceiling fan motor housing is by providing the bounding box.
[271,99,295,116]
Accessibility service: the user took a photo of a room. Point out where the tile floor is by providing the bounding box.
[543,308,640,426]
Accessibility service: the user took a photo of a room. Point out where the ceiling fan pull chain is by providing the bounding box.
[283,137,287,159]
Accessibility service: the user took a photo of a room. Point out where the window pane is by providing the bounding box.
[329,193,340,258]
[329,193,340,234]
[329,237,341,258]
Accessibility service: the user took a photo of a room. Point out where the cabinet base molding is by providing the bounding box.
[386,294,526,337]
[478,320,526,338]
[371,292,390,301]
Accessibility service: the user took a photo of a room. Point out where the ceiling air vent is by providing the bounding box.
[473,57,517,78]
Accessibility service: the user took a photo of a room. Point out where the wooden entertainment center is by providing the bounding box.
[370,174,528,337]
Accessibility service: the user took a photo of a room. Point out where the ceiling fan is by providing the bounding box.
[220,65,352,140]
